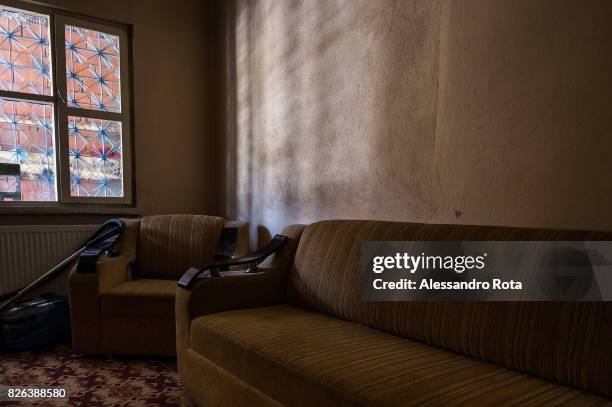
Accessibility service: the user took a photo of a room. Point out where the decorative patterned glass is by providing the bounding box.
[0,7,52,95]
[0,98,56,201]
[65,25,121,113]
[68,116,122,197]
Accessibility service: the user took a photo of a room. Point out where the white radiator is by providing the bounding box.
[0,225,97,296]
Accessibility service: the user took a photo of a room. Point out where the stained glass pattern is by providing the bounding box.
[0,7,52,95]
[65,25,121,113]
[0,98,56,201]
[69,116,122,197]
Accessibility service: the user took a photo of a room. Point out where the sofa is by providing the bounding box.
[69,214,248,355]
[176,220,612,406]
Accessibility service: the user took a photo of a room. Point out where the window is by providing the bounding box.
[0,1,132,205]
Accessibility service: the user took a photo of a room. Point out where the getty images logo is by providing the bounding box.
[372,252,488,274]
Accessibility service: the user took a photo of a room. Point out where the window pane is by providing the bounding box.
[69,116,123,198]
[0,6,52,95]
[65,25,121,113]
[0,98,56,201]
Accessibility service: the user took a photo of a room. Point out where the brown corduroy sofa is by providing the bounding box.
[176,220,612,406]
[69,214,248,356]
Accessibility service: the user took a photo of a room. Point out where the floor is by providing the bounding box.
[0,345,193,406]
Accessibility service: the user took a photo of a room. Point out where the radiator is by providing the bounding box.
[0,225,97,296]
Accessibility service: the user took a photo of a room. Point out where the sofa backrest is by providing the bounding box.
[287,220,612,397]
[137,214,224,279]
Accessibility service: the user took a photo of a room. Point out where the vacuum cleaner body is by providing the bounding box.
[0,293,70,351]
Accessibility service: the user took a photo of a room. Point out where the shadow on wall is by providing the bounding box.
[221,0,442,246]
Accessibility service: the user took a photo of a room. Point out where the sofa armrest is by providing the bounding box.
[176,223,305,375]
[177,269,286,317]
[178,234,288,288]
[177,223,305,316]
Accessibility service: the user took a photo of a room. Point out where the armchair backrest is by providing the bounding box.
[136,214,224,279]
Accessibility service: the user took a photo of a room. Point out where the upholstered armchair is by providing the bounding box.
[68,214,248,356]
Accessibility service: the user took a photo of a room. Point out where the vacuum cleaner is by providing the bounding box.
[0,219,125,351]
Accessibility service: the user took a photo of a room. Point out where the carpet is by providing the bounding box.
[0,345,193,406]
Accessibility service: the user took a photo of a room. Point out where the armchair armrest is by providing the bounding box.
[68,218,140,293]
[68,218,139,353]
[96,254,135,293]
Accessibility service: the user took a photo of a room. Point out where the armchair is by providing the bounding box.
[68,214,248,355]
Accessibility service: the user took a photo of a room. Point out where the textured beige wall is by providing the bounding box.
[1,0,216,225]
[221,0,612,243]
[225,0,443,241]
[434,0,612,231]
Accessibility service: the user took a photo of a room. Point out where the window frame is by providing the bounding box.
[55,14,132,205]
[0,0,134,208]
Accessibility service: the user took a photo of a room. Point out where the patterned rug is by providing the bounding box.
[0,345,193,406]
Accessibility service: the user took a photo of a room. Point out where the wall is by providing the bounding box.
[219,0,612,244]
[434,0,612,231]
[0,0,217,225]
[221,0,443,242]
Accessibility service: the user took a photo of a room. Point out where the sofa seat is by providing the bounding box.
[190,305,609,406]
[101,279,176,317]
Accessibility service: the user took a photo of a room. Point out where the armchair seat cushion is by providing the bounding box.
[101,279,176,318]
[189,305,609,406]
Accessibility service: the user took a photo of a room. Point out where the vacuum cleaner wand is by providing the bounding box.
[0,248,85,312]
[0,219,125,313]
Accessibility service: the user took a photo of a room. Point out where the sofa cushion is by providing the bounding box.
[287,220,612,397]
[137,214,224,279]
[101,279,176,317]
[189,305,608,406]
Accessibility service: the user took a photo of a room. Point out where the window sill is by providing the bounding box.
[0,205,139,216]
